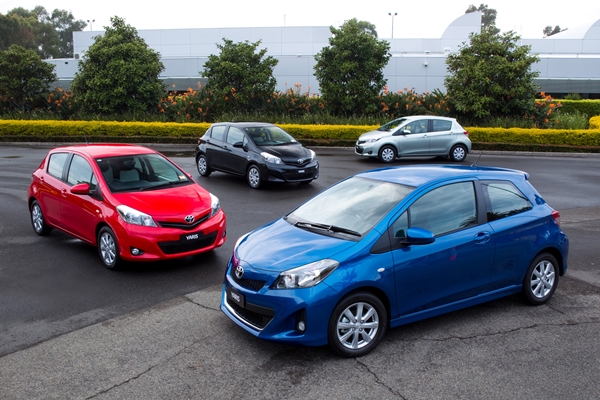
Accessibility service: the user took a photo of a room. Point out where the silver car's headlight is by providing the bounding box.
[210,193,221,217]
[116,205,158,227]
[364,136,382,143]
[261,152,283,164]
[273,259,339,289]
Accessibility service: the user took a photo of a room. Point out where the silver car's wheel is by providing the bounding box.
[523,253,558,305]
[328,292,387,357]
[98,227,120,270]
[450,144,467,162]
[196,154,211,177]
[378,145,397,163]
[247,165,262,189]
[30,200,52,236]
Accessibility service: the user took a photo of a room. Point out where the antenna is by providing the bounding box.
[470,152,483,167]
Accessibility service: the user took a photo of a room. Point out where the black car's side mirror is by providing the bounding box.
[233,141,245,149]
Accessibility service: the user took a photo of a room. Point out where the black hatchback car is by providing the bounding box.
[196,122,319,189]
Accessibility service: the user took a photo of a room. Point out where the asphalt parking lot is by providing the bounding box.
[1,145,599,399]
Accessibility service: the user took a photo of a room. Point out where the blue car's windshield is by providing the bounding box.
[287,176,414,237]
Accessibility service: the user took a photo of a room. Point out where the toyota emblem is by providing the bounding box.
[235,265,244,279]
[184,215,195,223]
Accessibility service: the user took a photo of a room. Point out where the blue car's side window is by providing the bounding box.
[409,181,477,236]
[481,180,533,221]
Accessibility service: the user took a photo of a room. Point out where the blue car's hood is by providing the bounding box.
[236,218,357,272]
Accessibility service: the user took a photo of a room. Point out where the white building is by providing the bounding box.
[46,12,600,98]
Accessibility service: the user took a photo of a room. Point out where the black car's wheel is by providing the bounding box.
[378,145,397,163]
[328,292,387,358]
[247,165,262,189]
[522,253,559,305]
[196,154,211,177]
[98,226,120,270]
[449,144,468,162]
[30,200,52,236]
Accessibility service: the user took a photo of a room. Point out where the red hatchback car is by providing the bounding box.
[28,144,227,269]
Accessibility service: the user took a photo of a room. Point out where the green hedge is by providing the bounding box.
[2,120,600,152]
[554,99,600,117]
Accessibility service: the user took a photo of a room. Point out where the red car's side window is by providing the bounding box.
[47,152,69,180]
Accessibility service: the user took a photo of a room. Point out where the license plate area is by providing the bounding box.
[180,232,202,242]
[227,286,245,308]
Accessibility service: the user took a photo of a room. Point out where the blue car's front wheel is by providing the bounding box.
[328,292,387,357]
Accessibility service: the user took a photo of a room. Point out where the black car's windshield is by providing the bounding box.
[245,126,298,146]
[286,176,414,238]
[96,153,192,193]
[378,118,407,132]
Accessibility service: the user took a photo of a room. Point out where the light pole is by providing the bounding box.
[388,12,397,38]
[87,19,95,31]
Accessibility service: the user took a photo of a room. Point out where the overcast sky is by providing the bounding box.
[2,0,599,39]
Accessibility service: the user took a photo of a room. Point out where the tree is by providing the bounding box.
[0,7,85,58]
[0,45,57,111]
[314,18,390,116]
[543,25,566,37]
[445,30,540,121]
[202,39,278,112]
[71,16,165,115]
[465,4,499,35]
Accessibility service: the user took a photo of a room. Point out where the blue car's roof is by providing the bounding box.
[357,165,529,188]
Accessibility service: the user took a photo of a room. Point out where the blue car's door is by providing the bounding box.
[390,181,496,316]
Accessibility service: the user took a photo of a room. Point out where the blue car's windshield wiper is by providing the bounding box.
[293,221,361,237]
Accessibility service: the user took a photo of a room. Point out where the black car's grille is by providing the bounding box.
[158,232,216,254]
[231,269,266,291]
[284,158,311,167]
[158,213,210,230]
[227,299,274,329]
[282,168,317,181]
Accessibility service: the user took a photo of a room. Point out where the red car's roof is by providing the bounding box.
[49,144,157,158]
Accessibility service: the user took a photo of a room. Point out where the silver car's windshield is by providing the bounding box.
[96,154,192,193]
[378,118,407,132]
[286,176,414,238]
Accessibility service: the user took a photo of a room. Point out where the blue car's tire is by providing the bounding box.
[328,292,387,357]
[522,252,559,305]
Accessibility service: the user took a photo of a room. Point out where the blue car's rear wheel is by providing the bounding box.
[522,253,558,305]
[328,292,387,357]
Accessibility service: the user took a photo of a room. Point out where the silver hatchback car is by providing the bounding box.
[355,116,472,163]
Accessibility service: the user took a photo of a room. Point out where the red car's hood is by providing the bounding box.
[112,184,211,219]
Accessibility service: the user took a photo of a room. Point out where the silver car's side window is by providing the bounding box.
[432,119,452,132]
[403,119,429,134]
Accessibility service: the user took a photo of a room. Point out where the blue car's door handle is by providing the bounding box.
[474,231,491,244]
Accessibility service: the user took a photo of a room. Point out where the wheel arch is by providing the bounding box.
[336,285,392,321]
[534,247,566,276]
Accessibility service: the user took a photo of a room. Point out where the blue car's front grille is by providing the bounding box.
[227,298,274,330]
[231,269,266,291]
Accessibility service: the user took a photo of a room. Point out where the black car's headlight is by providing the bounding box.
[309,149,316,162]
[273,259,339,289]
[261,152,283,164]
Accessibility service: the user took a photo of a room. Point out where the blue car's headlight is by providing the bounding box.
[273,259,339,289]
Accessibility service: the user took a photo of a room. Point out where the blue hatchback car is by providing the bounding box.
[221,165,569,357]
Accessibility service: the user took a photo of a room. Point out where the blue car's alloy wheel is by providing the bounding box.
[523,253,558,305]
[328,292,387,357]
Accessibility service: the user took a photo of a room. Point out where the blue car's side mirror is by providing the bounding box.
[401,227,435,245]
